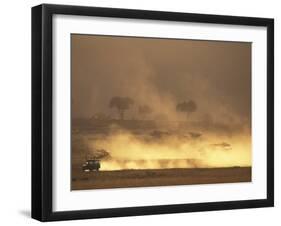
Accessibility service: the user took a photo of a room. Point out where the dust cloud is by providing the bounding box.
[81,127,251,171]
[71,34,252,171]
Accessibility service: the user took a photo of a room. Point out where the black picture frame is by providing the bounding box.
[32,3,274,222]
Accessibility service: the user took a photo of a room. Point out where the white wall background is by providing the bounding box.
[0,0,278,225]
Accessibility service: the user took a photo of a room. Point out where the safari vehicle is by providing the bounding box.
[82,159,101,172]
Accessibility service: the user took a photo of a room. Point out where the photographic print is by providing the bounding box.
[32,4,274,221]
[71,34,252,190]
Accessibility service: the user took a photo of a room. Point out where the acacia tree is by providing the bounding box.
[109,96,134,120]
[138,105,153,119]
[176,100,197,120]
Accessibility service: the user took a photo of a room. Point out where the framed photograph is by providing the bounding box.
[32,4,274,221]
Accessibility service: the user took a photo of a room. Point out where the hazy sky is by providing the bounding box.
[71,34,251,133]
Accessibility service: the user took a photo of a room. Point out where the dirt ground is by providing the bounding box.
[71,166,251,190]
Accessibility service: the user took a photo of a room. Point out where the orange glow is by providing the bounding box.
[86,129,251,171]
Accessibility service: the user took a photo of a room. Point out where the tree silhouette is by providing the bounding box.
[176,100,197,120]
[109,96,134,120]
[138,105,152,119]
